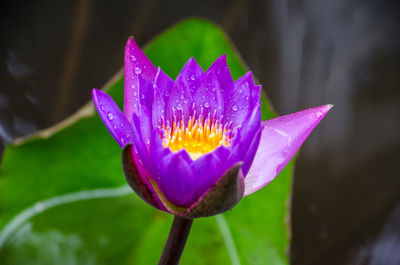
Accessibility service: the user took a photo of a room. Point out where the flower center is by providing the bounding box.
[160,112,233,160]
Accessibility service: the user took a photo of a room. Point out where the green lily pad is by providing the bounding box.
[0,18,292,265]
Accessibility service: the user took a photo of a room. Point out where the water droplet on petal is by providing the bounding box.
[204,102,210,108]
[316,111,323,118]
[100,104,105,111]
[176,104,183,110]
[216,70,221,75]
[145,139,150,144]
[121,138,125,144]
[134,67,142,75]
[107,112,114,120]
[133,91,137,96]
[232,105,238,111]
[130,55,136,61]
[190,74,195,80]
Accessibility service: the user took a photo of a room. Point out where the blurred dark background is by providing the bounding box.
[1,0,399,264]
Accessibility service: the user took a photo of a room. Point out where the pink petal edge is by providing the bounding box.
[244,104,333,196]
[124,36,157,122]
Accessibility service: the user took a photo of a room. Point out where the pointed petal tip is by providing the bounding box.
[125,36,136,47]
[218,54,227,61]
[91,88,106,102]
[316,104,334,118]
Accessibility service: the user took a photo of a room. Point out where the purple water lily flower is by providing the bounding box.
[92,37,332,218]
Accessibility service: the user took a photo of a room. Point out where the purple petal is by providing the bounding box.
[138,76,154,111]
[131,113,151,170]
[148,130,172,178]
[137,105,152,145]
[178,57,204,94]
[193,70,224,117]
[223,72,257,128]
[159,151,197,207]
[147,131,197,207]
[124,37,157,122]
[154,67,174,102]
[212,145,231,164]
[239,104,261,145]
[165,74,193,124]
[206,54,233,92]
[92,89,135,147]
[181,162,244,218]
[251,85,262,107]
[244,104,333,196]
[226,105,261,170]
[122,144,168,212]
[191,152,226,199]
[241,128,262,176]
[234,72,260,108]
[151,68,174,127]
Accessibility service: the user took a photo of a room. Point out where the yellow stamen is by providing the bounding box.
[161,113,232,160]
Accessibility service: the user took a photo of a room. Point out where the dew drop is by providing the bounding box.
[130,55,136,61]
[145,139,150,144]
[190,74,195,80]
[131,84,135,89]
[133,91,137,96]
[121,138,125,144]
[176,104,183,110]
[134,67,142,75]
[204,102,210,108]
[100,104,105,111]
[107,112,114,120]
[216,70,221,75]
[232,105,238,111]
[113,125,118,129]
[316,111,323,118]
